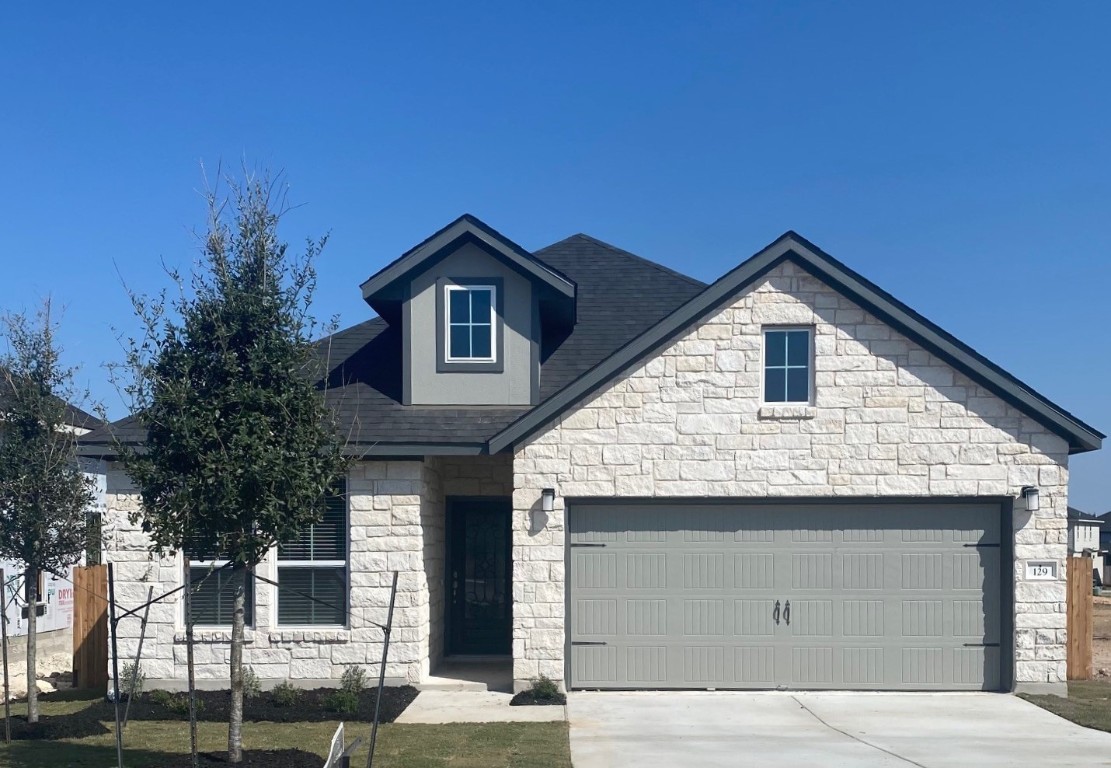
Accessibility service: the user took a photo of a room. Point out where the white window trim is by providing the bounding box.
[761,326,814,405]
[275,493,350,629]
[444,284,497,364]
[184,557,254,630]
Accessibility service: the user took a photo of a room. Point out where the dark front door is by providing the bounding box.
[447,498,512,655]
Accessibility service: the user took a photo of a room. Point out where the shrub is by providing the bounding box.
[242,666,261,699]
[150,689,203,715]
[323,689,360,716]
[340,665,368,696]
[530,675,562,701]
[271,681,300,707]
[119,662,145,698]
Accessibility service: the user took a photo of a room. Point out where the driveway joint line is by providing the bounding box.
[790,695,928,768]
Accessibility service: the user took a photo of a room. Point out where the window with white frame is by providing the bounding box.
[763,328,812,403]
[445,284,496,362]
[277,484,347,626]
[185,556,254,627]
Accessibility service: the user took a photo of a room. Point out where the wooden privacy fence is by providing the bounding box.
[72,564,108,690]
[1067,556,1093,680]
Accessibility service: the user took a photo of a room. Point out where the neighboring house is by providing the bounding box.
[1097,512,1111,584]
[1067,507,1102,557]
[0,381,106,655]
[80,217,1103,696]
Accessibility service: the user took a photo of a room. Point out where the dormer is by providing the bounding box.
[360,215,576,406]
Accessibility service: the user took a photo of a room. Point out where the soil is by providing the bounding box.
[6,685,418,741]
[160,750,324,767]
[1093,596,1111,677]
[509,689,566,706]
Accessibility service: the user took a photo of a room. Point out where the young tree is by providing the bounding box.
[0,303,95,724]
[115,170,347,763]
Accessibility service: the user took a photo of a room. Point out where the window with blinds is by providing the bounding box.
[277,485,348,626]
[187,565,254,626]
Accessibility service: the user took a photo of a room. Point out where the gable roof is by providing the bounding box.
[78,227,1102,459]
[489,231,1103,454]
[360,214,576,304]
[76,233,705,457]
[0,368,105,431]
[1068,507,1104,524]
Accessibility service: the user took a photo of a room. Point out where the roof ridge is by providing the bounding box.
[489,233,1103,455]
[538,233,706,289]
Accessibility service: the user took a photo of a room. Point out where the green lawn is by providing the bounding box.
[1020,680,1111,733]
[0,692,572,768]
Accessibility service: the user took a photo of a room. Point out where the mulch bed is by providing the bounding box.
[160,749,323,767]
[7,686,418,740]
[509,689,566,706]
[126,686,418,723]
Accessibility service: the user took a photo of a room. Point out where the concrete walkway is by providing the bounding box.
[569,691,1111,767]
[396,690,566,724]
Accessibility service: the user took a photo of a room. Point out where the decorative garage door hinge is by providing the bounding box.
[570,543,607,548]
[571,641,609,646]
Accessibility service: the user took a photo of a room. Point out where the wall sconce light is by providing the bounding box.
[1021,486,1040,513]
[531,488,555,534]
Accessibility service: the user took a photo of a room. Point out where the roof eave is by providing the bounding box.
[360,215,576,304]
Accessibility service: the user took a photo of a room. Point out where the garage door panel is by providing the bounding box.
[735,646,776,683]
[736,599,776,636]
[627,647,667,683]
[568,502,1002,691]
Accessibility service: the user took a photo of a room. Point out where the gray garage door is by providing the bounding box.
[567,502,1002,691]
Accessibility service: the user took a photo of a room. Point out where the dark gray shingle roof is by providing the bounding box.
[1069,507,1105,524]
[78,233,705,455]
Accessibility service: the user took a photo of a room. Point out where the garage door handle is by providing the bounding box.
[784,600,790,626]
[773,600,781,625]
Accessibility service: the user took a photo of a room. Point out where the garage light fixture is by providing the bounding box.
[531,488,555,534]
[1021,486,1040,513]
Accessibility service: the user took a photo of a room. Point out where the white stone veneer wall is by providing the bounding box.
[512,261,1070,693]
[104,459,438,688]
[103,454,515,688]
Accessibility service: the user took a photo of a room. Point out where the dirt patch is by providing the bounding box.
[1093,597,1111,678]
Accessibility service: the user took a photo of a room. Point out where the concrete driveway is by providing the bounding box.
[569,692,1111,767]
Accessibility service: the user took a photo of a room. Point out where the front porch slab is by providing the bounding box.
[397,690,566,724]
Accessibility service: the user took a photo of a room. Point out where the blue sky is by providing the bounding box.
[2,2,1108,509]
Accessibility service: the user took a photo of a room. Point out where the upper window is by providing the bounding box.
[763,328,812,403]
[277,484,348,626]
[445,285,496,362]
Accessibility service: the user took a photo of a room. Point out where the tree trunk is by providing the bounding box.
[227,565,245,764]
[24,567,37,724]
[183,560,199,768]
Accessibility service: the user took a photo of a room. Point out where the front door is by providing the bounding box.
[447,498,512,655]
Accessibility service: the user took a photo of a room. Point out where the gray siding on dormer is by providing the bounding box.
[405,243,536,405]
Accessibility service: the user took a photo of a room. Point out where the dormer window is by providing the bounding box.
[446,284,496,362]
[435,278,505,374]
